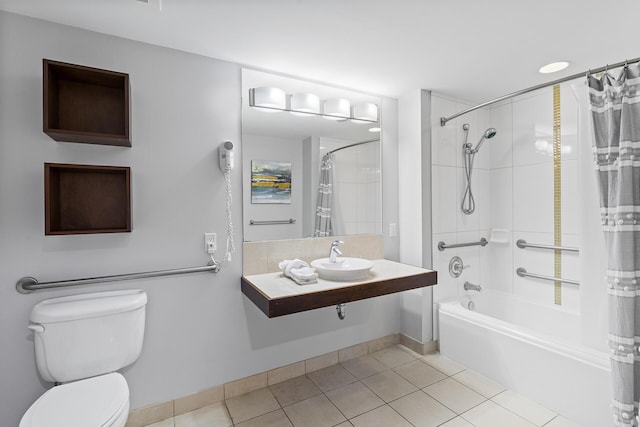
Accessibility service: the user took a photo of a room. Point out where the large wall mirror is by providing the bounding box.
[242,69,382,242]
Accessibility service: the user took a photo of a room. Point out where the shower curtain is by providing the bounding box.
[589,63,640,426]
[314,153,334,237]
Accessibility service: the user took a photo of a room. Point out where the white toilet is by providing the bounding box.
[20,289,147,427]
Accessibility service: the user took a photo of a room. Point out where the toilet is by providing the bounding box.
[20,289,147,427]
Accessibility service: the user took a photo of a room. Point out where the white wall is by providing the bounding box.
[398,89,433,343]
[0,12,401,426]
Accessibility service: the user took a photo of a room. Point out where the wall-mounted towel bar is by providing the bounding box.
[516,268,579,286]
[516,239,578,253]
[16,262,220,294]
[438,238,488,251]
[249,218,296,225]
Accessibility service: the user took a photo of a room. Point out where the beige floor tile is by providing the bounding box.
[542,415,582,427]
[269,375,321,407]
[361,370,418,403]
[350,405,412,427]
[234,409,293,427]
[452,370,506,398]
[438,416,474,427]
[421,353,465,376]
[370,345,417,368]
[325,381,385,419]
[423,378,486,414]
[393,359,447,388]
[283,394,346,427]
[174,402,232,427]
[341,355,388,379]
[492,390,556,426]
[307,364,357,392]
[145,419,174,427]
[390,390,457,427]
[225,388,280,424]
[461,400,536,427]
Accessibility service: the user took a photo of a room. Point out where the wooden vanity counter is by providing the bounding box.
[241,259,437,318]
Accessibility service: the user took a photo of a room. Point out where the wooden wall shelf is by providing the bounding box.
[43,59,130,146]
[241,259,437,318]
[45,163,131,235]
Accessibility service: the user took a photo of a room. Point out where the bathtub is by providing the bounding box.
[438,291,611,427]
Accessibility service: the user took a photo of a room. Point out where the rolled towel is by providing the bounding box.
[279,259,318,285]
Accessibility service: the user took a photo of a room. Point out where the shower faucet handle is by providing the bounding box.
[449,256,469,278]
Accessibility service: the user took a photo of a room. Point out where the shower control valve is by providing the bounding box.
[449,256,469,278]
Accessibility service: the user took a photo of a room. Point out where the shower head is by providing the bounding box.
[473,127,497,152]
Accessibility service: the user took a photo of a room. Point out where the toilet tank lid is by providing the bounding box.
[30,289,147,324]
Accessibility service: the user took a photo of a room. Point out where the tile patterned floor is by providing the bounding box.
[145,345,582,427]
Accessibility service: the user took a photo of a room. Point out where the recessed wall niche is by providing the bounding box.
[43,59,130,146]
[44,163,131,235]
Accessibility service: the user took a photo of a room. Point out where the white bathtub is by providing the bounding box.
[438,291,611,427]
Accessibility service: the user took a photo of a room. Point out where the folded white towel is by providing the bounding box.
[279,259,318,285]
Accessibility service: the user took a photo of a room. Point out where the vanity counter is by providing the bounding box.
[241,259,437,317]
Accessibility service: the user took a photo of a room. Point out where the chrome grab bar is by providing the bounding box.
[516,267,579,286]
[516,239,578,253]
[438,238,488,251]
[16,262,220,294]
[249,218,296,225]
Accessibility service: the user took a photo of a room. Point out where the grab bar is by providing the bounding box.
[516,239,578,253]
[516,268,579,286]
[249,218,296,225]
[16,262,220,294]
[438,238,488,251]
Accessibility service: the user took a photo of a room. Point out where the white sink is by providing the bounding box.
[311,257,375,281]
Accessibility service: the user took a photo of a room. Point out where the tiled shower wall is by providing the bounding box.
[320,138,382,236]
[431,83,582,312]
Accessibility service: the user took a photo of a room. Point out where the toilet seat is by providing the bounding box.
[20,372,129,427]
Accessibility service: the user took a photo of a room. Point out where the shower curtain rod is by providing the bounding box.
[440,56,640,126]
[329,139,379,154]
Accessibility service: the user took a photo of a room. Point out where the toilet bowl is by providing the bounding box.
[20,373,129,427]
[19,290,147,427]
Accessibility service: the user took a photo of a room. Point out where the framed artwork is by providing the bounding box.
[251,160,292,204]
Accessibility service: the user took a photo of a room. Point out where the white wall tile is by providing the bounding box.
[431,96,458,167]
[512,88,554,167]
[513,163,553,233]
[487,230,513,294]
[488,103,513,169]
[561,160,578,236]
[489,167,513,230]
[432,232,459,303]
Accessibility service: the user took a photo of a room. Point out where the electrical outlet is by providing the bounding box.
[204,233,216,254]
[389,223,397,237]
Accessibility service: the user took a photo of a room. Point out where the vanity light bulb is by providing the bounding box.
[290,93,320,116]
[323,98,351,120]
[351,102,378,123]
[251,87,287,112]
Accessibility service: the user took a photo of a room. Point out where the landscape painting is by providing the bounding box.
[251,160,292,204]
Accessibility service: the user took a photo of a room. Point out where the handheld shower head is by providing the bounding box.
[473,127,497,152]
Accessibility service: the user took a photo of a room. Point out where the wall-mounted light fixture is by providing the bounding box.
[248,88,378,123]
[250,87,287,112]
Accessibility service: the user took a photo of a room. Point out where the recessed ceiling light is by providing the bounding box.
[369,127,381,133]
[539,61,570,74]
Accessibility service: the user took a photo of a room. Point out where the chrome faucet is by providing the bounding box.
[464,281,482,292]
[329,240,344,263]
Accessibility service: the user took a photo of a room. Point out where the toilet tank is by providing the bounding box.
[29,289,147,383]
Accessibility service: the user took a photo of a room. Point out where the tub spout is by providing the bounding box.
[464,281,482,292]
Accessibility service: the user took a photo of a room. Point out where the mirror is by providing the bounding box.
[242,69,382,242]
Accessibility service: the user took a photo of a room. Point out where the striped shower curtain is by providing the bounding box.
[314,153,334,237]
[589,63,640,426]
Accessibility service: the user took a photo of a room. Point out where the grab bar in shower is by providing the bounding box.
[438,238,488,251]
[516,239,579,253]
[516,268,579,286]
[249,218,296,225]
[16,262,220,294]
